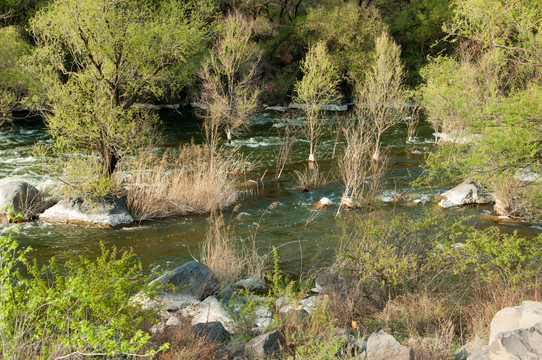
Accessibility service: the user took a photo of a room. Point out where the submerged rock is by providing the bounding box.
[39,195,132,227]
[0,181,42,222]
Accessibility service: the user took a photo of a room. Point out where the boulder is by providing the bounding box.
[39,196,132,227]
[216,285,236,303]
[0,181,42,221]
[456,339,488,359]
[488,324,542,360]
[340,196,358,209]
[314,197,333,209]
[234,277,267,292]
[436,180,493,208]
[467,349,489,360]
[518,301,542,329]
[245,329,285,359]
[366,330,413,360]
[189,296,234,332]
[490,301,542,343]
[191,321,231,344]
[155,261,220,301]
[489,306,521,343]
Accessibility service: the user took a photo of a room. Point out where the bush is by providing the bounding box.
[0,227,163,359]
[336,209,465,296]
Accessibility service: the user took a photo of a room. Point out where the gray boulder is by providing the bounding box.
[156,261,219,301]
[489,301,542,343]
[39,196,132,227]
[436,180,493,208]
[366,330,413,360]
[0,181,42,221]
[245,329,285,359]
[234,277,267,292]
[189,296,233,332]
[489,324,542,360]
[456,339,488,359]
[467,348,489,360]
[191,321,231,343]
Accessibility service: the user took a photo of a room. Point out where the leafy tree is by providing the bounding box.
[294,41,341,163]
[447,0,542,67]
[357,31,406,162]
[29,0,215,193]
[199,11,262,147]
[419,0,542,219]
[298,0,386,84]
[0,26,36,126]
[374,0,453,85]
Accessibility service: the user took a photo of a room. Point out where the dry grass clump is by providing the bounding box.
[337,118,388,212]
[461,279,541,340]
[274,125,296,181]
[151,318,217,360]
[294,162,330,190]
[199,215,268,286]
[122,144,246,220]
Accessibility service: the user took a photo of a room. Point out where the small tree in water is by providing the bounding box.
[357,31,406,162]
[199,12,262,147]
[295,41,341,163]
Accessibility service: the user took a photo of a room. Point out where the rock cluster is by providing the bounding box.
[144,261,417,360]
[458,301,542,360]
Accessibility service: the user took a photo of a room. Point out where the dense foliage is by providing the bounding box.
[0,228,162,359]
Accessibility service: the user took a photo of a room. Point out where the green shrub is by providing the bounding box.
[435,227,542,289]
[0,227,164,359]
[336,210,465,296]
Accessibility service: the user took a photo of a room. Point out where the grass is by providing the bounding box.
[199,215,268,286]
[121,143,247,220]
[293,162,329,190]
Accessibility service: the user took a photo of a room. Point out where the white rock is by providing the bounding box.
[514,168,541,183]
[315,197,333,208]
[340,196,357,209]
[166,316,182,327]
[490,306,521,343]
[488,323,542,360]
[437,180,492,208]
[39,196,133,227]
[254,317,272,331]
[519,301,542,329]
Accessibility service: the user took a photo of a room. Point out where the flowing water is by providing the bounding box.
[1,110,540,276]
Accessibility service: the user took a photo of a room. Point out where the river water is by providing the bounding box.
[1,109,540,276]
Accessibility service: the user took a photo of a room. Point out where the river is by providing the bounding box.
[1,109,540,276]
